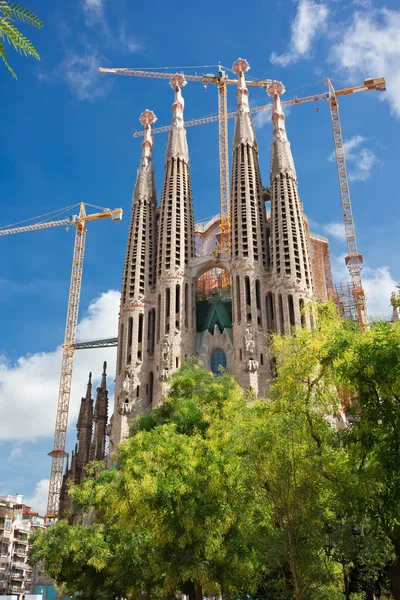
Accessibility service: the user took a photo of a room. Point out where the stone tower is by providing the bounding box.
[91,361,108,461]
[75,372,93,482]
[109,110,158,450]
[230,59,269,395]
[268,81,314,332]
[153,74,196,402]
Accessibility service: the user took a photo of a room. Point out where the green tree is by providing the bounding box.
[0,1,43,78]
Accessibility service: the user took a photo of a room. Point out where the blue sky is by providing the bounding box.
[0,0,399,513]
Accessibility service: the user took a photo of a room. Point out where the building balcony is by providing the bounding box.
[14,538,29,545]
[10,572,24,580]
[11,560,26,569]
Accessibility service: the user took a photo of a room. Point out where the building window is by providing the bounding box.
[245,276,251,306]
[288,295,295,327]
[165,287,170,333]
[210,348,227,375]
[236,276,241,322]
[299,298,306,328]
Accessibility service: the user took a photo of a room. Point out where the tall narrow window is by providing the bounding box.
[165,287,170,333]
[147,308,155,355]
[256,279,262,326]
[157,294,161,341]
[266,292,275,333]
[127,317,133,365]
[175,284,180,330]
[245,276,251,306]
[148,372,154,406]
[184,283,189,328]
[138,314,143,344]
[299,298,305,328]
[288,295,295,327]
[236,276,241,323]
[279,294,284,333]
[118,323,124,373]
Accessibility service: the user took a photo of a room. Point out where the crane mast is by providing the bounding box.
[327,78,368,328]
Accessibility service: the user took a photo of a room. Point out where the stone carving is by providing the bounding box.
[160,368,169,382]
[244,325,255,354]
[245,358,259,373]
[122,372,131,393]
[119,399,134,415]
[162,337,171,364]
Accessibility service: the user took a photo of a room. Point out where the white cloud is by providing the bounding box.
[24,479,49,516]
[61,45,107,101]
[82,0,105,26]
[348,148,377,181]
[330,8,400,117]
[271,0,329,67]
[119,24,143,54]
[331,254,398,318]
[322,221,346,241]
[328,134,378,182]
[254,110,271,129]
[0,290,119,442]
[8,447,22,462]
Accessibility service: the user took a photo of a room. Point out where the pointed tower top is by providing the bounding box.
[139,109,157,161]
[268,80,296,179]
[100,361,107,391]
[232,58,256,149]
[166,74,189,162]
[85,372,92,398]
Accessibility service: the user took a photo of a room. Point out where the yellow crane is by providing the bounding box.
[0,202,123,519]
[112,71,385,328]
[99,63,273,288]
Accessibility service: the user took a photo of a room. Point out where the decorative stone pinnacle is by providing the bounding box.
[102,361,107,375]
[267,81,286,98]
[139,109,157,128]
[232,58,250,75]
[170,73,187,89]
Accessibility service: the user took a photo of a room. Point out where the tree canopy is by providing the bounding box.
[30,305,400,600]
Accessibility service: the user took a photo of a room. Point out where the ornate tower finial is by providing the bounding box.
[268,80,296,179]
[166,74,189,162]
[232,58,255,148]
[139,109,157,160]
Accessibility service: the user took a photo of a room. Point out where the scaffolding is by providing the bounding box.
[332,281,358,322]
[195,214,231,300]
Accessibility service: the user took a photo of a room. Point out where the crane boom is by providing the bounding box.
[0,218,72,236]
[132,78,386,138]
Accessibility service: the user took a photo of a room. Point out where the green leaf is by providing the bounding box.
[0,36,16,77]
[0,17,40,59]
[0,1,43,28]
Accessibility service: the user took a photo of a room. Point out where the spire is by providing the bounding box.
[232,58,256,149]
[100,361,107,390]
[92,362,109,462]
[268,81,296,180]
[165,74,189,162]
[86,372,92,399]
[132,109,157,210]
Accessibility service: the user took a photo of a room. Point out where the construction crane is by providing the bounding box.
[124,75,386,327]
[0,202,123,519]
[99,63,273,288]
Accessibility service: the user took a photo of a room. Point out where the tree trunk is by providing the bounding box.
[182,580,203,600]
[389,555,400,599]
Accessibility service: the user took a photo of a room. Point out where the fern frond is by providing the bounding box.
[0,1,43,29]
[0,37,17,77]
[0,17,40,59]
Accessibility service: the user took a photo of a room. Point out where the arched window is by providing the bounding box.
[210,348,227,375]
